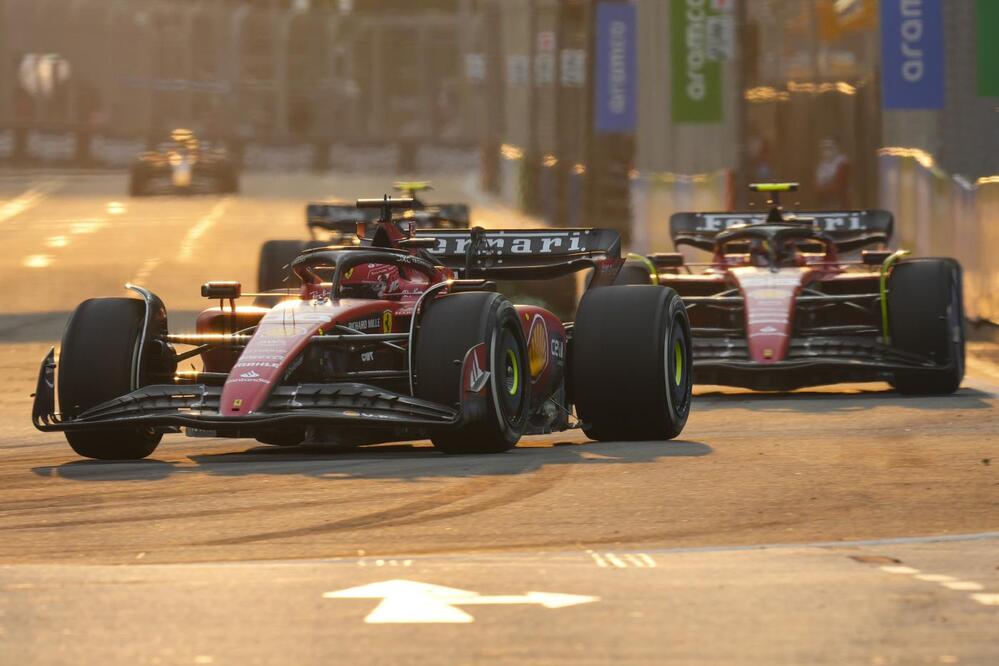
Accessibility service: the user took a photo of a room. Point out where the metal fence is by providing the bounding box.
[879,151,999,324]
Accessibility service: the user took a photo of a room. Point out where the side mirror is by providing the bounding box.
[201,281,241,299]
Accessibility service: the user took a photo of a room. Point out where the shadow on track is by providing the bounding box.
[31,439,712,483]
[693,386,993,413]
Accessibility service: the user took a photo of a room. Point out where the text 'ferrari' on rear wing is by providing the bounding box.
[415,227,622,279]
[670,209,894,249]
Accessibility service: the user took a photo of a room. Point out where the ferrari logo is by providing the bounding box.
[382,310,393,333]
[232,399,243,409]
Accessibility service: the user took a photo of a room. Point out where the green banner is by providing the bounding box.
[977,0,999,97]
[671,0,728,123]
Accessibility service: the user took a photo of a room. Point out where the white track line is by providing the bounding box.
[0,178,63,223]
[177,198,232,262]
[880,565,997,607]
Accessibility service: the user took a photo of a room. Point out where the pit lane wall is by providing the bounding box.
[879,149,999,325]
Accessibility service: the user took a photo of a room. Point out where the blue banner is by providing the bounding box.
[880,0,945,109]
[595,2,637,133]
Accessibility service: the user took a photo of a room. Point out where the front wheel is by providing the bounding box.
[888,258,965,395]
[414,292,530,454]
[59,298,162,460]
[570,286,692,441]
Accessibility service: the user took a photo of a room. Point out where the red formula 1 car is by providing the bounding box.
[618,183,964,393]
[257,182,470,291]
[33,197,692,460]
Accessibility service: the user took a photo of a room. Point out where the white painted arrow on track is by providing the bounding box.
[322,579,599,623]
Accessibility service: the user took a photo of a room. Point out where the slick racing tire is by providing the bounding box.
[257,240,307,292]
[59,298,162,460]
[570,285,692,441]
[414,292,530,454]
[888,258,965,395]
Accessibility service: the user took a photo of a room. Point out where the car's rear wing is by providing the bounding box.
[415,227,622,280]
[423,203,470,228]
[306,203,381,234]
[307,202,471,232]
[670,210,894,251]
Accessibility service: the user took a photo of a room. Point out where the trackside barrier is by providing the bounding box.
[878,150,999,324]
[629,170,733,255]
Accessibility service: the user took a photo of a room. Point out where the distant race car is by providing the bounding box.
[257,182,469,291]
[33,196,692,460]
[616,183,964,394]
[129,128,239,196]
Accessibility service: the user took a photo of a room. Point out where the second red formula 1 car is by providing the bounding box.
[618,183,964,394]
[33,197,692,460]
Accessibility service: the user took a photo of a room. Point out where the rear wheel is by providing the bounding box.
[414,292,529,454]
[888,258,965,395]
[570,286,692,440]
[59,298,161,460]
[257,240,306,291]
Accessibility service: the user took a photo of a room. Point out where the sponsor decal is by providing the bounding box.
[234,361,282,369]
[361,351,374,362]
[527,315,550,379]
[346,317,382,332]
[693,212,875,233]
[425,230,590,257]
[240,370,261,378]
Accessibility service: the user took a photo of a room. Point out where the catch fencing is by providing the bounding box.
[879,150,999,325]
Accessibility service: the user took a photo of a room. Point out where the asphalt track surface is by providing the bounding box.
[0,172,996,664]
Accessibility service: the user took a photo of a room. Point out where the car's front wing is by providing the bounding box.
[32,351,458,433]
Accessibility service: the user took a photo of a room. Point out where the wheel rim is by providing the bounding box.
[494,325,526,423]
[673,340,683,387]
[665,314,691,415]
[504,349,520,396]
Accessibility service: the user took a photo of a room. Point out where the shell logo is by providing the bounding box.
[527,315,549,379]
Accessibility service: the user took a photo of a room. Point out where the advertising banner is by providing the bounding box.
[595,3,637,133]
[671,0,732,124]
[977,0,999,97]
[880,0,945,109]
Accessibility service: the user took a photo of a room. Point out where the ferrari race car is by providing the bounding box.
[617,183,964,393]
[33,197,692,460]
[129,128,239,197]
[257,182,470,291]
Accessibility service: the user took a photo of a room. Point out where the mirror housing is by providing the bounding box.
[201,281,241,299]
